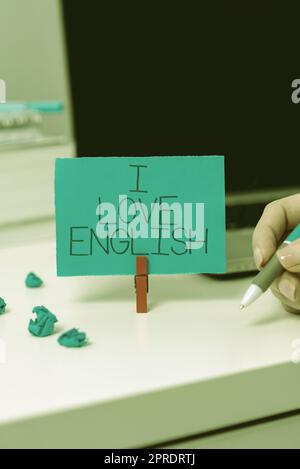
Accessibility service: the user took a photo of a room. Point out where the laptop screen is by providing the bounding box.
[62,1,299,193]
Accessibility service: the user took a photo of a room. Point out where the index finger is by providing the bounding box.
[252,193,300,268]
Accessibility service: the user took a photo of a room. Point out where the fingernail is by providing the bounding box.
[277,246,297,268]
[254,247,263,269]
[278,279,296,301]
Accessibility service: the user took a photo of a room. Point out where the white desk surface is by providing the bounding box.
[1,237,300,448]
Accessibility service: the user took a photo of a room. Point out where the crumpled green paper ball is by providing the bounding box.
[25,272,43,288]
[0,297,6,315]
[58,328,88,348]
[28,305,58,337]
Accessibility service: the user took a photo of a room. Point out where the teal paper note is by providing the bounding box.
[55,156,226,276]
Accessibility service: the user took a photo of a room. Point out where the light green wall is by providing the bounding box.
[0,0,73,138]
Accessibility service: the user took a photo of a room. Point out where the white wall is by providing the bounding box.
[0,0,73,138]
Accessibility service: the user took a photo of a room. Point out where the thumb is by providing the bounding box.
[277,239,300,273]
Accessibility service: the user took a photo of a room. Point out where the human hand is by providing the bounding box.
[252,194,300,313]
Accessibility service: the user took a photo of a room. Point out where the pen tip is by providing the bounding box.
[239,304,245,310]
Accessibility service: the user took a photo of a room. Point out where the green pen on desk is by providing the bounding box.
[0,101,64,113]
[240,223,300,309]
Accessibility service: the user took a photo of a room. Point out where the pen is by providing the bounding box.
[0,101,64,113]
[240,223,300,309]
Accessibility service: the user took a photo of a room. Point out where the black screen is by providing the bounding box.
[62,0,300,192]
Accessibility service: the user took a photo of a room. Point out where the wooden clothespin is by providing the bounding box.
[135,256,148,313]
